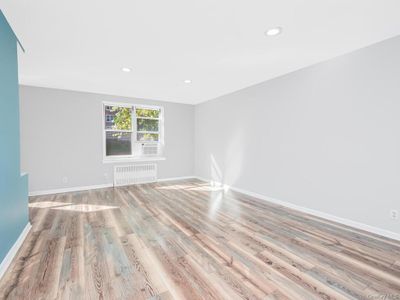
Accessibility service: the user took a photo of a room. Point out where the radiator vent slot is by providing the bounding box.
[142,144,159,156]
[114,163,157,187]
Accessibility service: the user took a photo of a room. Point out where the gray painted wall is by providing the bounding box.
[195,36,400,233]
[20,86,195,192]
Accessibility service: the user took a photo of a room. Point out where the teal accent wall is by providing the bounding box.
[0,10,29,262]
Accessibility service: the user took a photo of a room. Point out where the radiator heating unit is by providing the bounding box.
[114,163,157,186]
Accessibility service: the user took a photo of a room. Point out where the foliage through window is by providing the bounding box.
[103,103,163,159]
[136,108,160,142]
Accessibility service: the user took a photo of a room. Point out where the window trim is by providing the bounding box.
[102,101,165,163]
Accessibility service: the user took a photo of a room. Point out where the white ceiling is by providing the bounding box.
[2,0,400,104]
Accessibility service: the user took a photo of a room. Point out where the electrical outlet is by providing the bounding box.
[390,209,399,220]
[104,173,108,179]
[62,176,68,184]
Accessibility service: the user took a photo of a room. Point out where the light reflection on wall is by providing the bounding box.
[210,154,223,186]
[223,128,244,188]
[208,136,244,220]
[209,128,244,188]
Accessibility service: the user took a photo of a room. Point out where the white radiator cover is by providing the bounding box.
[114,163,157,186]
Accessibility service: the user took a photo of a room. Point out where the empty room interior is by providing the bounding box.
[1,1,400,299]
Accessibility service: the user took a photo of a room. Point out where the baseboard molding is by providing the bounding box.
[194,176,400,242]
[0,222,32,281]
[29,176,197,197]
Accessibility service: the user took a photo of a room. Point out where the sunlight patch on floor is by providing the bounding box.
[188,185,226,192]
[29,201,118,212]
[29,201,71,208]
[51,204,119,212]
[208,191,223,220]
[156,184,193,190]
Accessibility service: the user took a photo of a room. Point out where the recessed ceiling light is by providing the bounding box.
[122,67,131,73]
[265,27,282,37]
[184,79,192,84]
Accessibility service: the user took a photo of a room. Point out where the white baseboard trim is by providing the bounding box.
[29,176,198,197]
[194,176,400,242]
[0,222,32,281]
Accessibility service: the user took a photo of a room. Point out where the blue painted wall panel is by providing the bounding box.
[0,10,29,262]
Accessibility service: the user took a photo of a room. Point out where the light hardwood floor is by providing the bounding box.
[0,179,399,299]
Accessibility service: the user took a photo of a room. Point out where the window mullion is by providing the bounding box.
[132,106,137,146]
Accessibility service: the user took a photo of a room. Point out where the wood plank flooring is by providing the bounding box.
[0,179,399,299]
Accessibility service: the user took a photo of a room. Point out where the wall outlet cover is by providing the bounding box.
[390,209,399,220]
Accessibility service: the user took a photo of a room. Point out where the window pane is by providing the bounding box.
[137,133,159,142]
[106,132,132,156]
[105,106,132,130]
[137,119,159,132]
[136,108,160,118]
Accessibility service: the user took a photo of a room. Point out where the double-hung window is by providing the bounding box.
[103,102,163,161]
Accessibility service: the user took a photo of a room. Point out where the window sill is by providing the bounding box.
[103,156,166,164]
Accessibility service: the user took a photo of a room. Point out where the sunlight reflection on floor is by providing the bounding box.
[156,184,228,192]
[188,186,226,192]
[51,204,118,212]
[29,201,71,208]
[29,202,118,212]
[208,191,223,220]
[156,184,192,190]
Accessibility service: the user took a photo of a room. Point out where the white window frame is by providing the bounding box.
[102,101,165,163]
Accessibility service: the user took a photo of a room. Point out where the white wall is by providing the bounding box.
[195,36,400,233]
[20,86,195,192]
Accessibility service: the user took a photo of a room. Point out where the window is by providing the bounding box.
[136,107,161,142]
[103,102,164,161]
